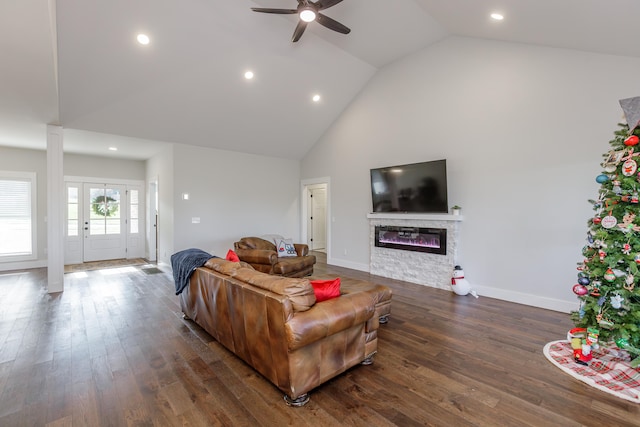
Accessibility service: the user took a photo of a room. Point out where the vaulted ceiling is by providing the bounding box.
[2,0,640,160]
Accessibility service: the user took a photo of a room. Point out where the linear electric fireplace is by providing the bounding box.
[374,225,447,255]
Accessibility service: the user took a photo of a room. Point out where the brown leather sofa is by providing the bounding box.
[233,236,315,277]
[179,257,391,406]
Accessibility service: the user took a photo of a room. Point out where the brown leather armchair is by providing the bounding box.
[234,236,315,277]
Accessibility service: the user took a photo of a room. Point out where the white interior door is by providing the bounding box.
[83,183,127,262]
[309,186,327,250]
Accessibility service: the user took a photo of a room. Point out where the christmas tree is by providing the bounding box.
[572,96,640,367]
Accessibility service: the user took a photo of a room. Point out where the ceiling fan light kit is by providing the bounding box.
[251,0,350,42]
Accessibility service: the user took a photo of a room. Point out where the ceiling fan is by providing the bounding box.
[251,0,351,42]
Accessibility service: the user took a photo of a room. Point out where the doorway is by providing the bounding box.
[301,178,330,258]
[64,180,145,264]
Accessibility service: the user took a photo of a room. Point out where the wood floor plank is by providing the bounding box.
[0,257,639,426]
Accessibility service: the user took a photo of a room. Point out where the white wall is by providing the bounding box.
[64,153,145,180]
[172,144,301,257]
[0,146,48,270]
[301,36,640,312]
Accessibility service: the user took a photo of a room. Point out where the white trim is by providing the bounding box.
[367,213,463,221]
[0,170,38,263]
[0,259,47,272]
[301,177,331,261]
[472,283,577,313]
[327,256,369,272]
[65,175,144,187]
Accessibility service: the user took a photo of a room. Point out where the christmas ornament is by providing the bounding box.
[605,164,617,173]
[598,249,606,261]
[599,318,614,329]
[604,268,616,281]
[623,243,632,255]
[623,159,638,176]
[593,216,602,225]
[624,275,635,290]
[618,212,640,232]
[614,268,626,277]
[612,182,622,194]
[625,135,640,146]
[590,286,601,296]
[596,174,609,183]
[632,193,639,203]
[601,215,617,229]
[635,253,640,264]
[597,296,606,306]
[622,194,630,202]
[572,284,588,296]
[611,294,624,309]
[578,277,590,286]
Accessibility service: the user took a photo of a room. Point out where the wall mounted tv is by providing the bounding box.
[370,159,448,213]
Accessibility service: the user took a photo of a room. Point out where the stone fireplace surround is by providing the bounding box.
[368,213,463,291]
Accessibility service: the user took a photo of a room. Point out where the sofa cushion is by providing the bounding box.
[237,237,277,251]
[276,238,297,257]
[232,268,316,312]
[205,257,253,275]
[310,278,341,302]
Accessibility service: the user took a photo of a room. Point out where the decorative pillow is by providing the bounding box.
[276,238,298,257]
[310,278,341,302]
[226,249,240,262]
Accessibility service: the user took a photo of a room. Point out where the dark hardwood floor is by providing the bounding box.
[1,254,639,426]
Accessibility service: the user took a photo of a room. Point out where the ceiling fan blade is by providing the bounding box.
[291,20,308,42]
[316,13,350,34]
[314,0,344,11]
[251,8,298,14]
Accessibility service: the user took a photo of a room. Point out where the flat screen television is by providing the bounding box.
[370,159,448,213]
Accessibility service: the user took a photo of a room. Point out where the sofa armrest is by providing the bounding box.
[285,292,375,351]
[235,248,278,265]
[294,243,309,256]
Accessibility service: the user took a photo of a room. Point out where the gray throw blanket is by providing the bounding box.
[171,248,215,295]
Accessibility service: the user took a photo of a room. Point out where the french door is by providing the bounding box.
[64,181,144,264]
[83,184,127,262]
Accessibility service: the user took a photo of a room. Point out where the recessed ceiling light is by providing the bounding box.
[490,13,504,21]
[312,94,321,102]
[108,147,118,151]
[244,71,254,80]
[137,34,150,45]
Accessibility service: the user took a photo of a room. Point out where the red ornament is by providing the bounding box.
[573,284,588,296]
[593,216,602,224]
[625,135,639,146]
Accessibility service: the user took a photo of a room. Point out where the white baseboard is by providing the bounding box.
[472,284,578,313]
[0,259,47,272]
[327,257,369,272]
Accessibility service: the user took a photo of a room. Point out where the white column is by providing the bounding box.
[47,125,64,293]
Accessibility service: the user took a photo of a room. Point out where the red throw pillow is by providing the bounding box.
[310,278,341,302]
[226,249,240,262]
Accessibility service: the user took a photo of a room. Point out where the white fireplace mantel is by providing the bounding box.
[367,213,464,222]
